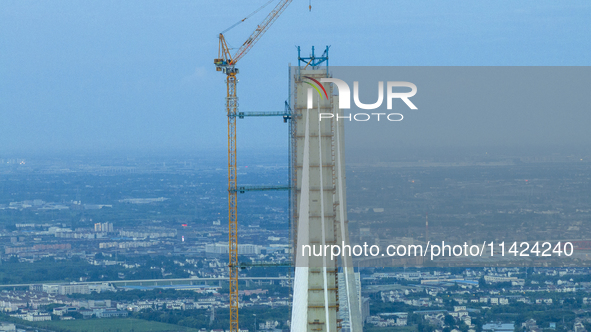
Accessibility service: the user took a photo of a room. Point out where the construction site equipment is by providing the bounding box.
[213,1,294,331]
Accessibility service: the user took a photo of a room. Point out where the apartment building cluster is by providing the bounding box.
[29,282,116,295]
[94,222,114,232]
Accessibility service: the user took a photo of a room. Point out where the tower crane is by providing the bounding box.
[213,1,293,331]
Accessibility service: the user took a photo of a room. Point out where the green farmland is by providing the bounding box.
[26,318,202,332]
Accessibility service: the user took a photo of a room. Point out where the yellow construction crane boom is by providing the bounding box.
[215,0,293,69]
[213,1,293,331]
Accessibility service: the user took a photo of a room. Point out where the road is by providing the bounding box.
[0,276,291,288]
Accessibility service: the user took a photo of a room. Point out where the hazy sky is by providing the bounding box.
[1,1,590,155]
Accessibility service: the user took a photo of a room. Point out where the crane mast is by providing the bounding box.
[213,1,293,331]
[226,69,239,332]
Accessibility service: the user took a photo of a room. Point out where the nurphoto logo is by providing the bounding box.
[307,77,418,121]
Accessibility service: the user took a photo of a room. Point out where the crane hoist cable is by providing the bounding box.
[221,0,275,35]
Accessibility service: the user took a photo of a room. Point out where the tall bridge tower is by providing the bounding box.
[290,47,362,332]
